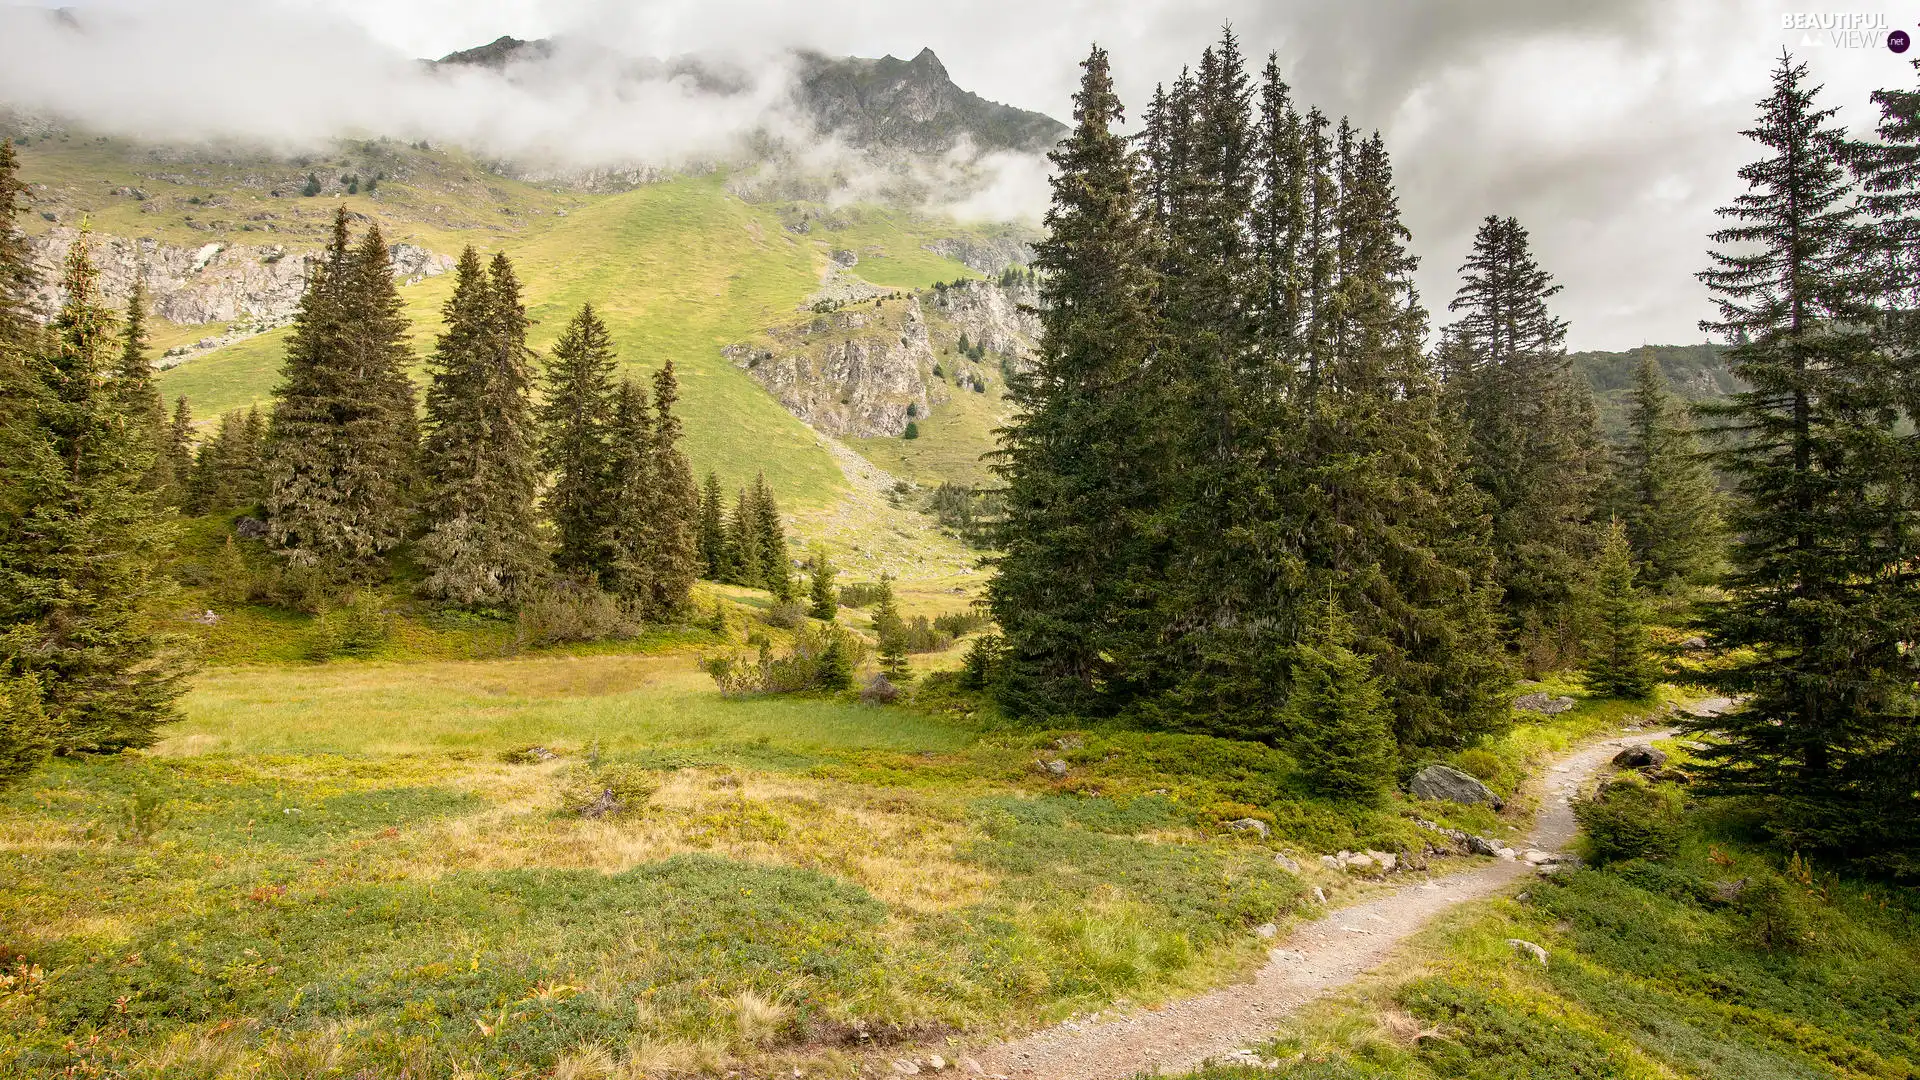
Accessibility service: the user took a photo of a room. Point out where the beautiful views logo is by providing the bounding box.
[1780,11,1912,49]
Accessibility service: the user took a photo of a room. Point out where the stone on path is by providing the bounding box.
[1612,744,1667,768]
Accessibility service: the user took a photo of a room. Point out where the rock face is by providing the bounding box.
[727,300,945,438]
[923,235,1038,277]
[927,278,1040,367]
[27,229,454,351]
[1409,764,1504,810]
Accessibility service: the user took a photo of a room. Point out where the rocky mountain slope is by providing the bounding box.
[435,37,1066,156]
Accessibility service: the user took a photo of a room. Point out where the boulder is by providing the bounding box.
[1364,850,1397,872]
[1514,692,1575,715]
[1225,817,1271,840]
[1508,939,1549,965]
[1612,744,1668,768]
[1037,759,1068,777]
[1679,635,1708,650]
[233,516,269,539]
[1410,764,1504,810]
[1274,853,1301,874]
[1253,922,1278,939]
[1467,834,1502,857]
[579,788,620,819]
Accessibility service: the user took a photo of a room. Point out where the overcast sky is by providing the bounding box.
[8,0,1918,350]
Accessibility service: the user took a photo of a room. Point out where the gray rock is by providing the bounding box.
[1679,636,1708,650]
[1274,853,1301,874]
[830,248,859,267]
[1467,834,1502,857]
[1254,922,1278,939]
[1037,759,1068,778]
[1225,817,1271,840]
[233,516,269,539]
[1311,886,1327,904]
[1514,692,1576,715]
[1612,744,1668,768]
[1365,850,1398,872]
[1508,939,1549,965]
[1410,764,1505,810]
[1344,853,1377,871]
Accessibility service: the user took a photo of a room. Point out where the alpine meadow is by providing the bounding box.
[1,7,1917,1080]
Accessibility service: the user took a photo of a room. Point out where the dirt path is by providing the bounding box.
[966,728,1675,1080]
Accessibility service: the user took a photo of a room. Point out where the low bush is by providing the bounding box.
[762,599,809,629]
[303,593,394,661]
[838,581,889,608]
[1737,874,1814,953]
[556,762,659,818]
[932,610,990,637]
[1574,778,1684,864]
[1455,747,1504,783]
[703,626,869,697]
[515,585,637,647]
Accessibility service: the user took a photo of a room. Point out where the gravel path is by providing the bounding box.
[965,728,1675,1080]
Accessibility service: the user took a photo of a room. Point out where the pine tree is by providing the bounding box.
[871,571,902,639]
[1613,354,1724,589]
[418,248,544,606]
[697,471,727,580]
[1583,520,1661,699]
[0,232,191,753]
[163,395,194,508]
[807,550,837,621]
[1692,53,1920,865]
[1284,598,1396,803]
[725,487,762,588]
[263,208,418,579]
[603,378,658,606]
[189,408,266,513]
[113,281,172,496]
[989,45,1155,717]
[751,473,793,602]
[1444,215,1603,668]
[873,573,910,682]
[643,360,700,618]
[540,304,619,583]
[0,140,36,358]
[0,672,49,793]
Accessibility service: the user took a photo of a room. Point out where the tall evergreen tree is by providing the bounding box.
[1692,53,1920,866]
[643,360,700,618]
[0,233,190,752]
[163,395,194,508]
[1583,519,1661,699]
[419,248,544,606]
[540,304,619,583]
[807,550,837,621]
[0,140,35,358]
[1444,215,1603,668]
[697,471,727,580]
[1612,355,1724,589]
[263,208,418,579]
[989,44,1156,716]
[113,281,172,496]
[189,407,267,513]
[603,378,659,606]
[725,487,763,588]
[751,472,793,602]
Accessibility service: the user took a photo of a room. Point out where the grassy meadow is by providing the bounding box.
[0,566,1681,1080]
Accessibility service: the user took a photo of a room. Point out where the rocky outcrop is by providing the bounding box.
[923,235,1036,277]
[926,278,1040,367]
[726,300,946,438]
[26,229,453,351]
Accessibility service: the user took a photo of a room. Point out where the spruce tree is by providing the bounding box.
[1613,354,1724,590]
[1444,215,1603,668]
[163,396,194,508]
[0,140,35,357]
[540,304,619,583]
[419,248,544,606]
[603,378,658,607]
[0,672,49,793]
[113,282,172,496]
[1583,520,1661,699]
[1284,598,1397,803]
[872,573,910,682]
[725,487,762,588]
[0,233,190,752]
[751,473,793,602]
[807,550,837,621]
[1692,53,1920,865]
[263,208,418,579]
[697,471,727,580]
[988,45,1155,716]
[643,360,700,618]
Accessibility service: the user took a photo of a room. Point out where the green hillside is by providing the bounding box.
[9,133,1009,510]
[1572,343,1741,438]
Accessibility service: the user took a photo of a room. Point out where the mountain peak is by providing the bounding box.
[908,47,947,75]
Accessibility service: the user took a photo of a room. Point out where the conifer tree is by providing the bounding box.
[540,304,619,583]
[1692,53,1920,864]
[1583,519,1660,699]
[642,360,700,618]
[189,407,267,513]
[872,573,910,682]
[603,378,658,606]
[1284,598,1396,803]
[989,45,1155,716]
[0,233,190,752]
[0,672,49,793]
[751,472,793,602]
[807,550,837,621]
[113,281,172,496]
[725,487,762,588]
[163,396,194,508]
[1444,215,1603,667]
[697,471,727,580]
[0,140,35,358]
[1613,354,1724,589]
[419,248,543,606]
[263,208,418,579]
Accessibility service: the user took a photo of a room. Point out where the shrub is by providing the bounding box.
[1574,778,1684,864]
[516,585,637,647]
[1455,747,1504,783]
[960,634,1004,691]
[703,625,868,697]
[763,599,808,629]
[1737,874,1814,953]
[933,611,990,637]
[903,421,920,440]
[304,593,393,661]
[556,762,658,818]
[838,581,889,608]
